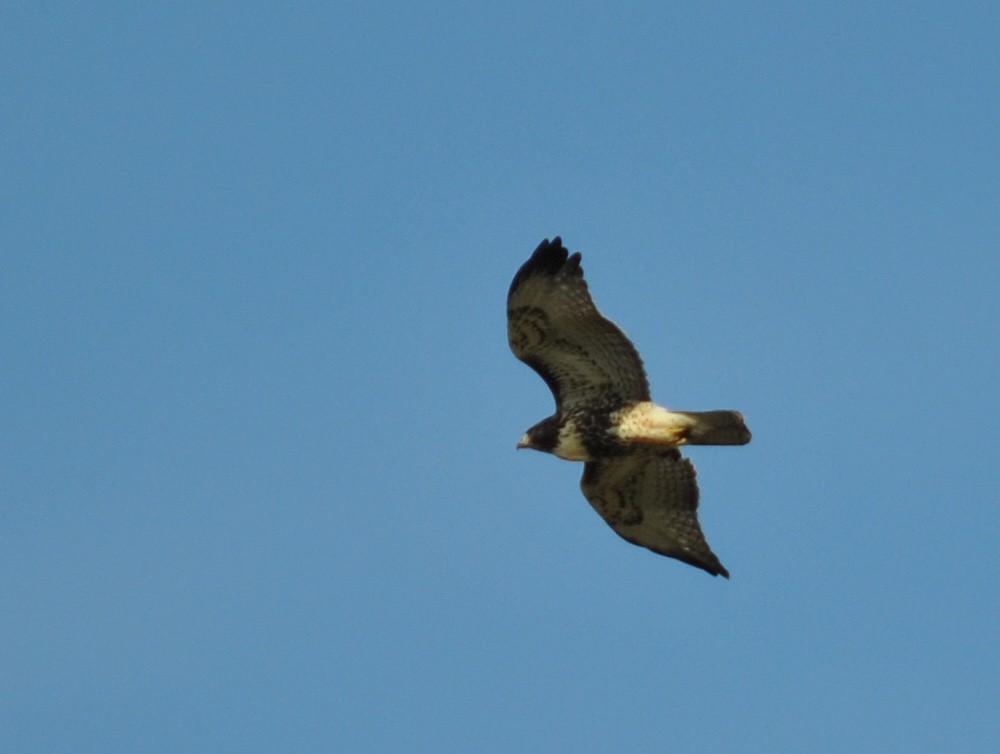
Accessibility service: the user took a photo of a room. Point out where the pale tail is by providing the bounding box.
[675,410,751,445]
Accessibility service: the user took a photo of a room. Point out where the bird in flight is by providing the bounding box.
[508,237,750,577]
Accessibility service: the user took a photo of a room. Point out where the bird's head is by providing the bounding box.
[517,416,560,453]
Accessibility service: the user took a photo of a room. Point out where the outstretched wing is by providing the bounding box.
[507,237,649,410]
[580,449,729,577]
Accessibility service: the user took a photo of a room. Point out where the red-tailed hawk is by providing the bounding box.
[508,237,751,577]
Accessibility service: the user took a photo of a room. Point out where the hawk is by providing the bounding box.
[508,237,751,577]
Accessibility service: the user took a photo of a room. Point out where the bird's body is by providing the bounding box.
[508,237,750,578]
[522,402,743,462]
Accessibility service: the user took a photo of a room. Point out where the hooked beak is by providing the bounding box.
[516,434,532,450]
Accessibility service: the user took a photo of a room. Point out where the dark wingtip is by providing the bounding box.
[693,559,729,578]
[671,548,730,578]
[693,558,730,579]
[706,555,730,578]
[527,237,569,274]
[508,237,582,300]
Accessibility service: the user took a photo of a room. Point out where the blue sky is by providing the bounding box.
[3,3,998,751]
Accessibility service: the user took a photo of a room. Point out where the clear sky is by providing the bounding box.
[3,3,998,752]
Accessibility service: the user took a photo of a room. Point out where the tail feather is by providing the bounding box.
[677,410,751,445]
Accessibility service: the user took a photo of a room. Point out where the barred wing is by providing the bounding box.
[507,237,649,410]
[580,449,729,577]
